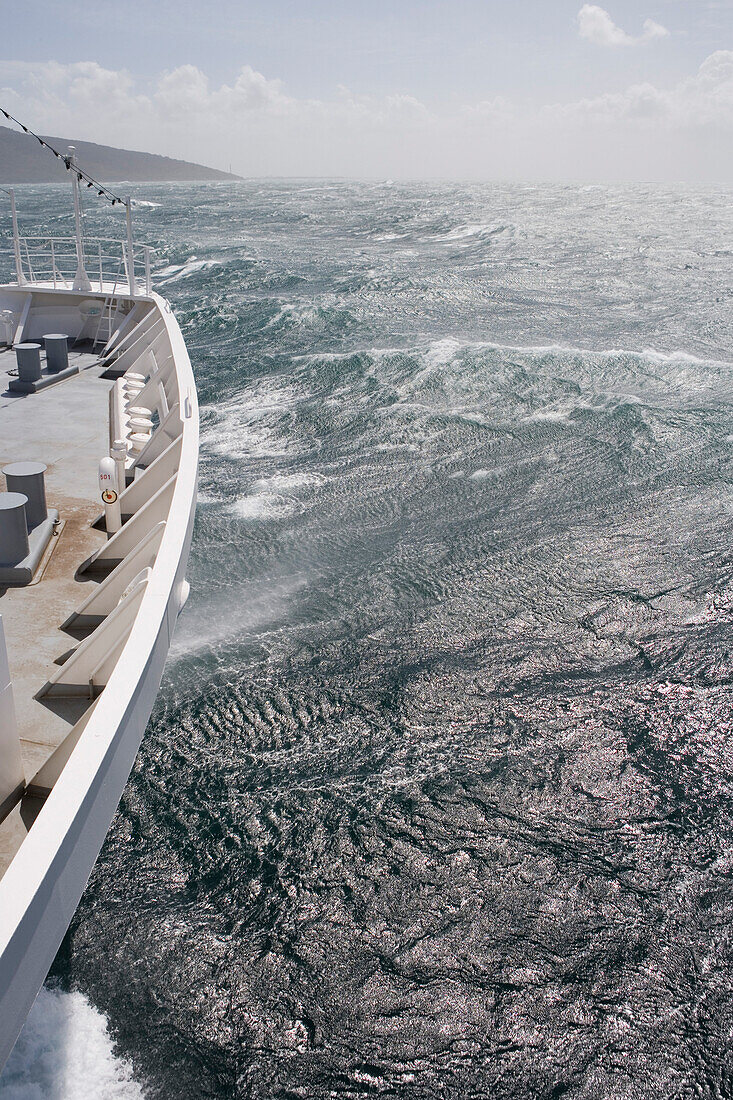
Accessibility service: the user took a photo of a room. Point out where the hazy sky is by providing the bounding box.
[1,0,732,180]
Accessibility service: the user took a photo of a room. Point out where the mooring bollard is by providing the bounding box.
[43,334,69,374]
[14,343,42,383]
[0,493,30,565]
[3,461,48,530]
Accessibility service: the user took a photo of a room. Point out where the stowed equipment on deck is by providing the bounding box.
[0,463,58,585]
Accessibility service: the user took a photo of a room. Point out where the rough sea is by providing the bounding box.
[1,179,733,1099]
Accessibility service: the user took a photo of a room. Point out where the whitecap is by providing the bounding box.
[252,472,327,492]
[525,407,574,423]
[264,302,322,328]
[201,382,305,460]
[157,258,221,284]
[431,223,509,244]
[229,471,326,521]
[231,493,299,520]
[424,338,463,368]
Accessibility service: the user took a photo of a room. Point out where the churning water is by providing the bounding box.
[1,180,733,1099]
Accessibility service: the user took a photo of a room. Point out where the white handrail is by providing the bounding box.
[8,235,154,296]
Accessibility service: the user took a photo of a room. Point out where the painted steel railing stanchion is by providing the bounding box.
[7,190,26,286]
[125,199,135,296]
[23,238,34,285]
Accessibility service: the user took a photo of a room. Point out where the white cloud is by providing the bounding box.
[577,5,670,46]
[156,64,288,116]
[155,65,210,115]
[0,52,731,181]
[545,49,733,128]
[0,60,148,122]
[461,96,515,121]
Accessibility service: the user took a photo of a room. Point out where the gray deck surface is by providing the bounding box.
[0,351,112,875]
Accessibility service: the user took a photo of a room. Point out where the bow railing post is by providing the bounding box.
[125,198,136,296]
[8,190,26,286]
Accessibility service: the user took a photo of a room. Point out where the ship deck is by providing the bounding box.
[0,255,198,1071]
[0,350,111,874]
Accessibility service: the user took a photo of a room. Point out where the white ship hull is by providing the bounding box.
[0,280,199,1068]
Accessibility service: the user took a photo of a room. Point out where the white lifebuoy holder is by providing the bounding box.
[79,299,103,318]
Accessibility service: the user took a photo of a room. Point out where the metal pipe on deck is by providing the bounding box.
[111,439,128,496]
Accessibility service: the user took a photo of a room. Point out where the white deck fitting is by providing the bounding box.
[0,281,198,1071]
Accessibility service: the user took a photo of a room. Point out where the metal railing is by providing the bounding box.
[12,235,152,296]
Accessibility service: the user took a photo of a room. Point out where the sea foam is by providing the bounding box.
[0,986,144,1100]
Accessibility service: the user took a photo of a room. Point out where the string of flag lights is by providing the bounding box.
[1,106,128,206]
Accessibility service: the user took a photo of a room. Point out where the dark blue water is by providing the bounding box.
[2,180,733,1098]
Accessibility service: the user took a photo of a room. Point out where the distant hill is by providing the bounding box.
[0,125,241,183]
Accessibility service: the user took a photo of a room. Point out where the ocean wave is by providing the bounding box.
[298,337,729,372]
[22,179,733,1100]
[156,257,221,283]
[231,492,303,521]
[431,222,513,244]
[229,472,327,521]
[264,302,320,328]
[200,381,308,460]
